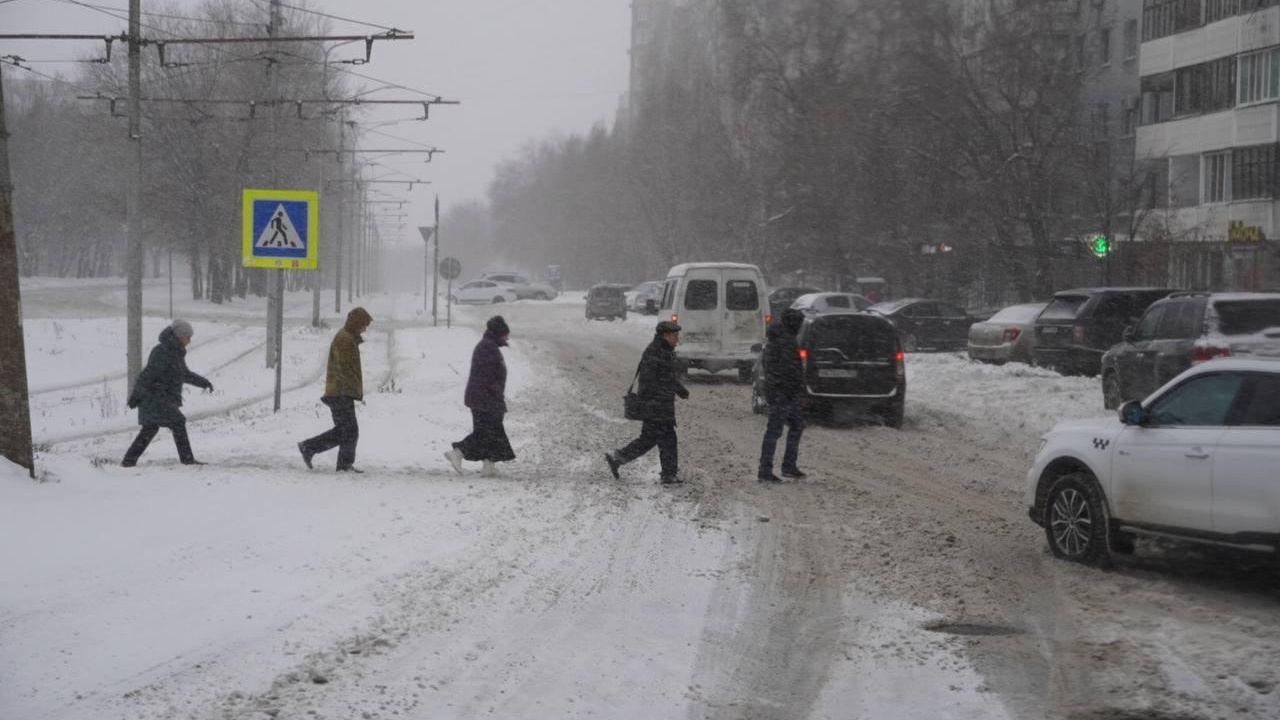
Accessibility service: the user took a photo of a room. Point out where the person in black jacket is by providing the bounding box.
[121,319,214,467]
[446,316,516,477]
[605,320,689,484]
[758,309,807,483]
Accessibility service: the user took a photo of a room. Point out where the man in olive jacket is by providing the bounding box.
[122,319,213,467]
[299,307,373,472]
[605,320,689,484]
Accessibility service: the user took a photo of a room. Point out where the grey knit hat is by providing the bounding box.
[171,319,194,339]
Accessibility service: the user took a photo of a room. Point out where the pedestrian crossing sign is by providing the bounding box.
[242,189,319,269]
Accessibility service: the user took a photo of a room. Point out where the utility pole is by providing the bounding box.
[269,0,286,412]
[334,116,346,314]
[125,0,143,394]
[432,194,439,326]
[0,66,35,478]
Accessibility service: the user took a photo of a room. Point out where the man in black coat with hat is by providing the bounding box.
[758,309,808,483]
[605,319,689,484]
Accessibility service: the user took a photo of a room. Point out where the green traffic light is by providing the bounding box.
[1087,234,1111,258]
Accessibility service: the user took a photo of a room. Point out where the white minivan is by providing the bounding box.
[659,263,769,381]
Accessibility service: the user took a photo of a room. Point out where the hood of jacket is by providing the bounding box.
[157,325,187,355]
[484,330,509,348]
[766,320,798,343]
[343,307,373,338]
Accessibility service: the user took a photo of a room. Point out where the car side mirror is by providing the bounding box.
[1119,400,1145,426]
[750,343,763,354]
[1123,325,1135,342]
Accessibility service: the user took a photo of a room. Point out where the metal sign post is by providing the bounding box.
[417,225,435,314]
[439,256,461,330]
[242,188,320,411]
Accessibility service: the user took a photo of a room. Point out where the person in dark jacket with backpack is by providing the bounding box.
[605,319,689,484]
[758,309,807,482]
[122,319,214,467]
[446,316,516,477]
[299,307,373,473]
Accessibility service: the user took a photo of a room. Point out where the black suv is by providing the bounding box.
[1031,287,1175,376]
[1101,291,1280,408]
[867,298,974,352]
[750,311,905,427]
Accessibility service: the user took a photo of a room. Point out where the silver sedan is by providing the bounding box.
[967,302,1046,364]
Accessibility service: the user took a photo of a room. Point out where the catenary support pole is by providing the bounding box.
[125,0,143,395]
[0,67,36,478]
[432,194,439,326]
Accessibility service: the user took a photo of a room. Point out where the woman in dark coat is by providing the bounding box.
[445,316,516,477]
[121,319,213,467]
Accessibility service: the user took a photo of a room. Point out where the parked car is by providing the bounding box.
[477,271,558,300]
[867,298,974,352]
[626,281,664,314]
[791,292,872,316]
[1031,287,1176,376]
[451,280,518,305]
[750,311,905,427]
[660,263,769,380]
[768,286,822,319]
[1026,357,1280,565]
[967,302,1047,365]
[1101,292,1280,409]
[586,283,628,321]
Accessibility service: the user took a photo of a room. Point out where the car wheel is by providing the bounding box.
[1102,372,1122,410]
[738,365,752,384]
[751,383,766,415]
[900,333,918,353]
[880,398,904,429]
[492,296,506,304]
[1044,472,1111,565]
[533,292,548,301]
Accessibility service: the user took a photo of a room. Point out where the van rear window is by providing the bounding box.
[807,317,896,361]
[726,280,759,311]
[1041,296,1089,320]
[591,287,622,299]
[685,280,718,310]
[1215,299,1280,336]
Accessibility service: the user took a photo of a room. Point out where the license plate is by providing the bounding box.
[1041,327,1059,334]
[819,369,857,378]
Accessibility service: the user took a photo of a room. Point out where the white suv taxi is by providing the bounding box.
[1026,358,1280,564]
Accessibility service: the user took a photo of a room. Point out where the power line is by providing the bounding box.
[45,0,262,27]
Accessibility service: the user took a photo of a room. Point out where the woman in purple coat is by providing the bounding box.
[445,316,516,476]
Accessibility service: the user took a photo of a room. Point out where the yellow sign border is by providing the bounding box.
[241,188,320,270]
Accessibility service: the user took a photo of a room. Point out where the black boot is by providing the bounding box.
[781,466,807,479]
[604,453,621,480]
[757,471,783,483]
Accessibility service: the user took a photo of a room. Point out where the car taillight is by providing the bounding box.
[895,351,905,379]
[799,348,808,362]
[1003,327,1021,342]
[765,316,772,325]
[1072,324,1086,344]
[1191,344,1232,364]
[671,314,678,323]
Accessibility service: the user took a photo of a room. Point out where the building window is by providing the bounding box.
[1238,48,1280,104]
[1122,96,1139,136]
[1231,144,1279,200]
[1094,102,1111,136]
[1142,71,1175,124]
[1124,20,1138,60]
[1203,152,1231,203]
[1100,27,1112,66]
[1175,56,1236,115]
[1205,0,1240,24]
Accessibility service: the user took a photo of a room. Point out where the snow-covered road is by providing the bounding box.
[3,283,1279,720]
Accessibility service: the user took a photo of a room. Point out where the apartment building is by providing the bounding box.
[1138,0,1280,290]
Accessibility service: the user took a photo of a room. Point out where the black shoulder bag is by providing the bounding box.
[623,361,645,421]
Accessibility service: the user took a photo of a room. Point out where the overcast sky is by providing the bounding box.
[0,0,632,240]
